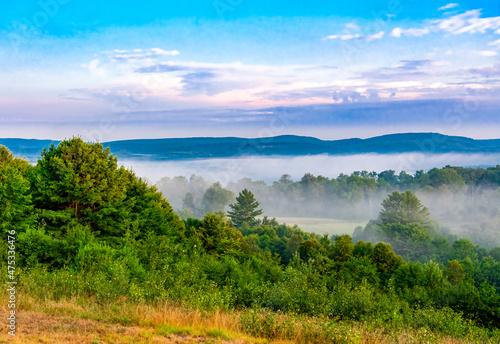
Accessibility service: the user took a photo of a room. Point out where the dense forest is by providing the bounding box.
[1,138,499,342]
[157,164,500,249]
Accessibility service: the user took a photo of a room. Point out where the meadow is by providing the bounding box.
[269,217,366,237]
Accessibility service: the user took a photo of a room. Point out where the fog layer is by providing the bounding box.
[120,153,500,185]
[118,153,500,250]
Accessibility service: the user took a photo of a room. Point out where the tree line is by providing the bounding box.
[157,165,500,249]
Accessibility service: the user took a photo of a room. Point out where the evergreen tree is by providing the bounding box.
[0,146,35,235]
[227,188,263,227]
[31,137,183,240]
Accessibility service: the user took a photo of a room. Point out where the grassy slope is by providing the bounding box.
[1,293,495,344]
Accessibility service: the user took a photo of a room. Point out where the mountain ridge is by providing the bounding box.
[1,133,500,162]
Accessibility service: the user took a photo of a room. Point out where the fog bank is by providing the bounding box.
[120,153,500,185]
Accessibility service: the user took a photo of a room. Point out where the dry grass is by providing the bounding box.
[0,293,267,344]
[0,292,493,344]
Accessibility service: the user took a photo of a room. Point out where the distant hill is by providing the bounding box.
[1,133,500,162]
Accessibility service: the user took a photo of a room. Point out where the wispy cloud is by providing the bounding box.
[360,60,436,80]
[324,33,361,40]
[390,27,430,37]
[324,31,384,41]
[324,22,384,42]
[135,64,188,73]
[488,39,500,47]
[436,10,500,34]
[466,63,500,76]
[438,3,459,11]
[106,48,180,62]
[366,31,385,41]
[331,89,380,103]
[474,50,498,57]
[390,10,500,39]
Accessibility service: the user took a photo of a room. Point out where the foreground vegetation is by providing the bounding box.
[1,291,495,344]
[1,138,499,342]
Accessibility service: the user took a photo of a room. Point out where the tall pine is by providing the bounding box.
[227,188,263,227]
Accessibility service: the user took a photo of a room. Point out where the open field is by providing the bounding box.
[271,217,368,236]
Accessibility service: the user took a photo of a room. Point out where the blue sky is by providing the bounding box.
[1,0,499,140]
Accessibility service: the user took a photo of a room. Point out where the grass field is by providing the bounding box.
[271,217,368,236]
[1,293,485,344]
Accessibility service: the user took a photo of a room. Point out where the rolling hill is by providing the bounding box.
[1,133,500,162]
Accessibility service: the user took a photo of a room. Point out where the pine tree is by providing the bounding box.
[0,146,35,235]
[227,189,263,227]
[31,137,184,239]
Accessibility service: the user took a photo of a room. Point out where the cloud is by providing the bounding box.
[366,31,385,41]
[467,63,500,76]
[331,90,381,103]
[324,33,361,40]
[324,31,384,42]
[326,9,500,42]
[360,60,435,80]
[436,9,500,34]
[399,60,434,70]
[474,50,498,57]
[181,72,241,96]
[391,10,500,39]
[182,72,217,95]
[81,59,107,77]
[390,27,430,37]
[438,3,459,11]
[345,22,360,31]
[324,22,384,42]
[135,64,188,73]
[107,48,180,62]
[488,39,500,47]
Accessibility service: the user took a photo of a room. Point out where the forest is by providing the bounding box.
[158,163,500,249]
[1,137,500,343]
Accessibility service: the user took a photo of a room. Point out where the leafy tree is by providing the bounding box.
[0,146,35,235]
[332,234,354,262]
[379,190,430,226]
[31,137,183,240]
[278,174,293,185]
[182,192,196,212]
[376,222,433,260]
[491,247,500,261]
[428,167,465,191]
[31,138,129,234]
[378,170,398,186]
[398,171,415,190]
[155,175,189,209]
[201,182,234,214]
[445,260,466,286]
[353,240,373,258]
[227,188,263,227]
[119,170,185,241]
[371,242,404,285]
[193,213,248,256]
[299,238,322,263]
[452,238,478,261]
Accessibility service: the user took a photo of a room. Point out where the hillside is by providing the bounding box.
[1,133,500,162]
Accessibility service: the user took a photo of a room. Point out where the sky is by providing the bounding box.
[1,0,500,141]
